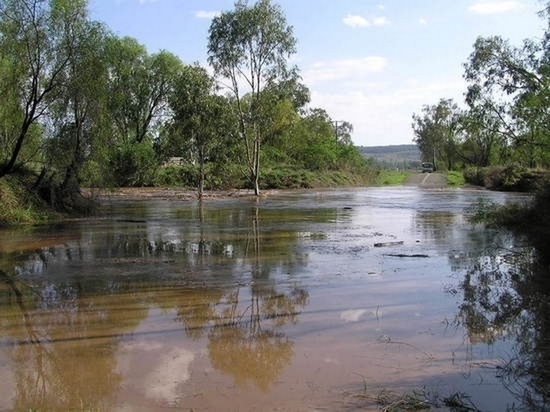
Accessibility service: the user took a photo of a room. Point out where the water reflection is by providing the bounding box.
[0,188,545,411]
[451,230,550,410]
[0,201,314,410]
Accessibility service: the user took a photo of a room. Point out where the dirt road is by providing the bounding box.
[404,172,447,188]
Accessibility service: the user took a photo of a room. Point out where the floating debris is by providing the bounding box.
[383,253,430,258]
[373,241,404,247]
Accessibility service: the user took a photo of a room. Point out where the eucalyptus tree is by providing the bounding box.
[456,107,504,167]
[334,121,354,146]
[289,108,339,170]
[464,33,550,167]
[169,64,233,198]
[0,0,76,178]
[412,98,461,170]
[207,0,297,195]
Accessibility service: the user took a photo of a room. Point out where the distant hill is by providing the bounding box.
[358,144,421,169]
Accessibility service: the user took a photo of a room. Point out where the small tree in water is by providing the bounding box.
[207,0,297,195]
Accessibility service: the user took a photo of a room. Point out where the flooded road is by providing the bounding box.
[0,186,546,411]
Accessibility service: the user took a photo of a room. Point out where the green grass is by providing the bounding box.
[0,175,53,227]
[446,170,466,186]
[375,169,410,185]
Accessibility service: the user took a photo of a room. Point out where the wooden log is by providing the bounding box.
[373,241,404,247]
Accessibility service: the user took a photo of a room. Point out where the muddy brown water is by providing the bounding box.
[0,186,545,411]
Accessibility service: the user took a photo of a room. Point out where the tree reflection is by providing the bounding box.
[453,234,550,410]
[170,205,310,391]
[206,285,308,391]
[0,266,146,411]
[0,200,315,408]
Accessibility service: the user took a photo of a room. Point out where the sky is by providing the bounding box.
[88,0,547,147]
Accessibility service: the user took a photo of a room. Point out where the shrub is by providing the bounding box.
[109,142,158,187]
[446,170,465,187]
[260,168,313,189]
[463,167,486,186]
[484,163,528,191]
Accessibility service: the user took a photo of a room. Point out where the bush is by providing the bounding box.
[109,142,158,187]
[446,170,465,187]
[463,167,486,186]
[260,168,313,189]
[484,164,527,191]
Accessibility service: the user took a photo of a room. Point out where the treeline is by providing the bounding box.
[0,0,369,213]
[412,3,550,190]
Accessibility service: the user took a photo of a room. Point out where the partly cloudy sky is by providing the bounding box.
[89,0,544,146]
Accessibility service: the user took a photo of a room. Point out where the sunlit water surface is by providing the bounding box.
[0,187,545,411]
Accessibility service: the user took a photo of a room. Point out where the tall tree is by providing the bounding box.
[464,34,550,167]
[412,98,461,170]
[456,106,506,168]
[0,0,74,177]
[42,1,112,208]
[207,0,297,195]
[105,38,183,186]
[169,64,233,198]
[106,38,181,145]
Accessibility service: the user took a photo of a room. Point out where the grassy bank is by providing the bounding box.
[374,169,410,185]
[0,168,376,226]
[0,175,54,226]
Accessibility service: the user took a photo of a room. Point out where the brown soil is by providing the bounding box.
[82,187,279,201]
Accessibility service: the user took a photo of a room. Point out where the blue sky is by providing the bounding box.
[88,0,546,146]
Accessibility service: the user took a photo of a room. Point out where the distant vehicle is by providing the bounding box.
[421,162,434,173]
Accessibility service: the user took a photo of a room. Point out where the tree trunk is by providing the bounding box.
[253,136,261,196]
[198,158,205,200]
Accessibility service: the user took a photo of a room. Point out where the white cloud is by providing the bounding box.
[343,14,370,28]
[309,77,465,146]
[304,56,388,84]
[195,10,221,19]
[418,17,428,25]
[373,16,390,26]
[343,14,390,28]
[468,1,525,14]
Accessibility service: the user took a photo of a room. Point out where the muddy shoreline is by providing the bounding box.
[83,172,448,202]
[83,187,282,201]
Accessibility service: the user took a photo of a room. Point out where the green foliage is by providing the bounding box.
[208,0,297,194]
[375,170,409,185]
[108,142,158,187]
[412,98,461,170]
[0,0,375,219]
[484,164,526,191]
[154,162,245,190]
[0,175,52,226]
[463,167,486,186]
[413,5,550,178]
[260,168,313,189]
[154,164,199,188]
[446,170,465,186]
